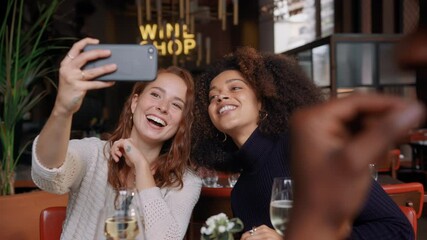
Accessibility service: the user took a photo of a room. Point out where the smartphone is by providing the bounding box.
[83,44,158,81]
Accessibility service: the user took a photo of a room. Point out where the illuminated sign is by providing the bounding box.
[139,23,196,56]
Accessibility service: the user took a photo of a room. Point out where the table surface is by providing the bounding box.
[378,174,403,185]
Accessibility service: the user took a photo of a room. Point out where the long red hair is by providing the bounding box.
[106,66,195,190]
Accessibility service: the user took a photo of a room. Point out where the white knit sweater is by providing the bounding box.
[31,136,202,240]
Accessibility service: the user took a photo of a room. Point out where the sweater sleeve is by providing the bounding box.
[31,136,104,194]
[136,170,202,240]
[349,180,415,240]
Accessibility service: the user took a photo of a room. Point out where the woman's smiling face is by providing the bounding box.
[208,70,261,146]
[131,72,187,144]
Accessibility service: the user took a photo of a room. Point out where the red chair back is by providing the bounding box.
[399,206,418,239]
[40,206,66,240]
[382,182,424,219]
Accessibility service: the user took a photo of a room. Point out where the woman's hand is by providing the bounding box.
[35,38,118,169]
[53,37,117,117]
[110,138,149,170]
[240,225,283,240]
[110,138,156,189]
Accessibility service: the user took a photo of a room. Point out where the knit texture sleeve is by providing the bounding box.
[137,170,202,240]
[31,136,104,194]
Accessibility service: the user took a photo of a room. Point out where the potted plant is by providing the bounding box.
[0,0,60,195]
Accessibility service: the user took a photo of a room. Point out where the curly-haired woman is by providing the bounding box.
[191,47,413,240]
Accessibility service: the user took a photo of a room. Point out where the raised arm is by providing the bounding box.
[36,38,116,168]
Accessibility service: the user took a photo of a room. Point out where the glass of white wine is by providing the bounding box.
[269,177,293,236]
[103,188,144,240]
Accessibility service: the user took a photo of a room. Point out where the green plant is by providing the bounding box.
[0,0,60,195]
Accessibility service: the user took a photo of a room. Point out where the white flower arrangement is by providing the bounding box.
[200,213,244,240]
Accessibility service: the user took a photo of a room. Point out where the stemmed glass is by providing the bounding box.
[228,173,240,187]
[201,168,220,187]
[102,188,145,240]
[369,163,378,181]
[269,177,293,236]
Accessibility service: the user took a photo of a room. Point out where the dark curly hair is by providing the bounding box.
[191,47,324,172]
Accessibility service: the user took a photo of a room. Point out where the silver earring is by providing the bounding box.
[217,132,227,142]
[222,132,227,142]
[259,110,268,121]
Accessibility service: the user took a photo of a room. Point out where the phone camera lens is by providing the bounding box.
[148,47,154,54]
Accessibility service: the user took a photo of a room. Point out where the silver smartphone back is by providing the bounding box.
[83,44,158,81]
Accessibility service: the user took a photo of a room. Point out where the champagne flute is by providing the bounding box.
[103,188,144,240]
[269,177,293,236]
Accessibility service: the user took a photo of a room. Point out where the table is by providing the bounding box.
[378,174,403,185]
[186,186,233,240]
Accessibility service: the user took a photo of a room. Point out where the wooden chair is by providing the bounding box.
[382,182,424,219]
[399,206,418,239]
[39,206,66,240]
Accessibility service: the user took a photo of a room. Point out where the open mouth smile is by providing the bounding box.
[218,105,237,115]
[146,115,167,127]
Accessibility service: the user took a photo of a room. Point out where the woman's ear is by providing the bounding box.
[131,94,139,114]
[257,101,262,112]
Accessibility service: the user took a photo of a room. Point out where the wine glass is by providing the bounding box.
[269,177,293,236]
[201,169,220,187]
[369,163,378,181]
[227,173,240,187]
[102,188,145,240]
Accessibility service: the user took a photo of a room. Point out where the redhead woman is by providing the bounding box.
[32,38,201,240]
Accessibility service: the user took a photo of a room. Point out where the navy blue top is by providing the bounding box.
[231,128,414,239]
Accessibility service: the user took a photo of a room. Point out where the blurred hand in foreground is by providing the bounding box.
[286,93,425,240]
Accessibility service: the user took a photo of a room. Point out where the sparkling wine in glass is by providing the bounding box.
[103,189,144,240]
[270,177,293,236]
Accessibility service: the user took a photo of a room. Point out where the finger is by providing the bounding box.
[77,79,115,90]
[80,63,117,81]
[240,232,249,240]
[115,148,122,157]
[73,48,114,69]
[346,101,425,171]
[249,226,281,239]
[111,147,121,159]
[61,38,100,65]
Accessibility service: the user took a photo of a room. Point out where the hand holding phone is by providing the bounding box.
[83,44,158,81]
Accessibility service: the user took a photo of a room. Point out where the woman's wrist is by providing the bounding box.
[51,103,74,118]
[134,162,156,190]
